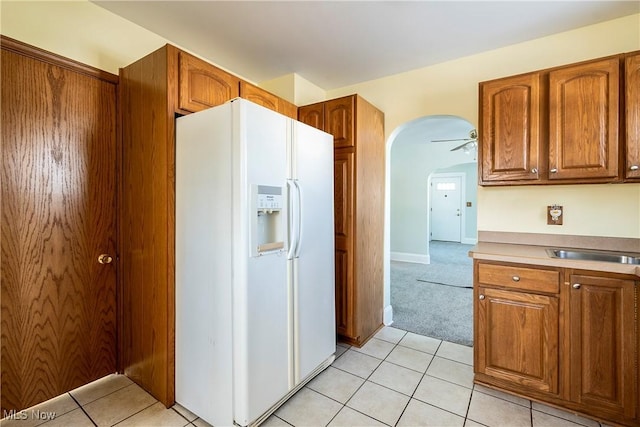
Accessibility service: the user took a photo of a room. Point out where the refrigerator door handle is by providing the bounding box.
[293,180,303,258]
[287,179,297,260]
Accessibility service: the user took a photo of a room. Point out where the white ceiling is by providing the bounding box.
[94,1,638,91]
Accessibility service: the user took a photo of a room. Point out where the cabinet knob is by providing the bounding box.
[98,254,113,264]
[550,168,558,173]
[479,294,485,300]
[572,283,581,289]
[631,165,639,171]
[512,276,520,282]
[531,168,538,174]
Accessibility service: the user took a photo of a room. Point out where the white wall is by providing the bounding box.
[1,0,169,74]
[391,140,477,255]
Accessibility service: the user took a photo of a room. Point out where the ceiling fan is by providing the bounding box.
[431,129,478,152]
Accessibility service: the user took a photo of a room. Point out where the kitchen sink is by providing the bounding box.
[546,248,640,265]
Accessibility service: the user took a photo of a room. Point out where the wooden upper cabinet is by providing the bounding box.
[548,58,620,180]
[298,102,324,130]
[178,52,239,112]
[325,96,355,148]
[239,81,298,119]
[625,52,640,180]
[568,273,636,419]
[239,81,279,111]
[278,98,297,120]
[480,72,545,183]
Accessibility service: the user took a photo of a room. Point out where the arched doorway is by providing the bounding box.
[383,115,477,345]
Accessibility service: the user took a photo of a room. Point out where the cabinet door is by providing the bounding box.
[298,102,324,130]
[325,96,355,148]
[549,58,620,180]
[334,151,354,339]
[480,73,545,183]
[239,81,279,112]
[569,274,636,419]
[178,52,239,112]
[476,286,559,394]
[625,52,640,180]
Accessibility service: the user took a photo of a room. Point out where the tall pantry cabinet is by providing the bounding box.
[119,44,247,406]
[299,95,385,347]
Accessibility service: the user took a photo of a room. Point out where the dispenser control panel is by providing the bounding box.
[257,193,283,211]
[251,185,285,257]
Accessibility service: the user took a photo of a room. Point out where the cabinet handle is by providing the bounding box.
[572,283,581,289]
[550,168,558,173]
[531,168,538,174]
[479,295,485,300]
[631,165,639,171]
[512,276,520,282]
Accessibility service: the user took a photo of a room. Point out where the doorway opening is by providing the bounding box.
[386,115,477,346]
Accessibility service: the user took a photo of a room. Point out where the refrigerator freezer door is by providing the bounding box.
[176,104,235,427]
[233,100,292,426]
[291,121,336,384]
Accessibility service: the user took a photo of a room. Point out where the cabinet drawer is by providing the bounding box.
[478,263,559,294]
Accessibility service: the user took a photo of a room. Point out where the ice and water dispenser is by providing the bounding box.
[251,185,284,257]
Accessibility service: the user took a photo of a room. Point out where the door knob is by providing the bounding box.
[631,165,639,171]
[550,168,558,173]
[98,254,113,264]
[572,283,581,289]
[479,295,485,300]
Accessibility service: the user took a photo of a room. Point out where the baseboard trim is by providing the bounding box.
[383,305,393,326]
[390,252,430,264]
[461,237,478,245]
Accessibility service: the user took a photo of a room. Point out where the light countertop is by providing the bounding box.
[469,239,640,278]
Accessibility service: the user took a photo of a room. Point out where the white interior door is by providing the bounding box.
[430,175,462,242]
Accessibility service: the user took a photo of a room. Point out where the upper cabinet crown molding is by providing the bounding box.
[479,51,639,186]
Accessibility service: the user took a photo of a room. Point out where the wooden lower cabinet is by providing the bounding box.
[474,261,638,426]
[476,286,559,394]
[568,272,637,420]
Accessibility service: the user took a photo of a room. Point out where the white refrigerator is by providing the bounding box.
[175,98,336,427]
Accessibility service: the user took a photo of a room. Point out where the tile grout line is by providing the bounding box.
[68,392,98,427]
[334,332,407,426]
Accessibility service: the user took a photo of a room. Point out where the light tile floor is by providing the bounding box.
[1,327,607,427]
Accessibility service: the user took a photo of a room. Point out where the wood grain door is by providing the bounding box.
[568,274,636,419]
[325,96,355,149]
[1,40,117,413]
[549,57,620,180]
[334,151,354,340]
[625,51,640,180]
[479,72,545,183]
[476,286,559,394]
[298,102,325,130]
[239,81,279,112]
[178,51,239,113]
